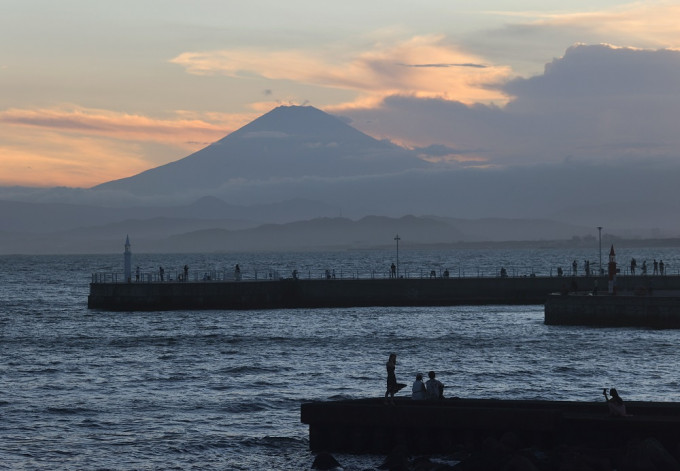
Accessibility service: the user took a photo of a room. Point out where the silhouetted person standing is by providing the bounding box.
[385,353,399,405]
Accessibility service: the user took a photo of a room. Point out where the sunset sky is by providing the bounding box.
[2,0,679,188]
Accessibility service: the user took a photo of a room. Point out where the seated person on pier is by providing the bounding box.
[425,371,444,400]
[411,373,427,400]
[603,388,627,416]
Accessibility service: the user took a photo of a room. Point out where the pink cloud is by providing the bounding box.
[170,35,513,107]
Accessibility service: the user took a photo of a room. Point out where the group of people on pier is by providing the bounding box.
[633,258,667,276]
[558,257,670,277]
[384,354,445,405]
[385,354,628,417]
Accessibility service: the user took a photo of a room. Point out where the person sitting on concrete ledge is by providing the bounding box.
[411,373,427,400]
[603,388,628,416]
[425,371,444,400]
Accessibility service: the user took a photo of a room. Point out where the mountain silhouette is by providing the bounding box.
[93,105,428,196]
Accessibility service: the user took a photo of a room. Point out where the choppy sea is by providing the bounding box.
[2,247,680,470]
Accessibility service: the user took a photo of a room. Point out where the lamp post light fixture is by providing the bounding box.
[394,234,400,278]
[598,226,603,275]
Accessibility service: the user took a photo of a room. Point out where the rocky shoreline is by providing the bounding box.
[312,432,680,470]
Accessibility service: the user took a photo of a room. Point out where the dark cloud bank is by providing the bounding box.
[348,44,680,166]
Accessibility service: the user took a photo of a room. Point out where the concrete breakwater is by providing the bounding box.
[544,290,680,327]
[301,397,680,455]
[88,274,680,311]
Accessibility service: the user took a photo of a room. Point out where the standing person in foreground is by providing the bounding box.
[603,388,627,416]
[384,353,402,405]
[425,371,444,400]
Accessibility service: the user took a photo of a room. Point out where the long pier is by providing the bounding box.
[88,274,680,311]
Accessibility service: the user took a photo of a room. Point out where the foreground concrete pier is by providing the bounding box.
[301,398,680,454]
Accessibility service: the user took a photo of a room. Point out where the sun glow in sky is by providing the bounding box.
[1,0,679,187]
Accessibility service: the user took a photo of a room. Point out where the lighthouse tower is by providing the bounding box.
[608,245,617,295]
[124,235,132,283]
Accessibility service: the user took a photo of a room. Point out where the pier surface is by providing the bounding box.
[300,397,680,454]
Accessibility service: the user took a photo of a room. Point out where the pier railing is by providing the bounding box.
[90,265,678,284]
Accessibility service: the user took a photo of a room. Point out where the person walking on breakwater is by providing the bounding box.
[411,373,427,400]
[390,263,396,278]
[603,388,628,416]
[572,259,578,276]
[183,265,189,281]
[425,371,444,400]
[159,266,164,282]
[234,264,241,281]
[384,353,404,404]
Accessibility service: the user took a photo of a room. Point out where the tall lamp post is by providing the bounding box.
[597,226,603,275]
[394,234,400,278]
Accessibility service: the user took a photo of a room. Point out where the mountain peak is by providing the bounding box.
[229,105,366,142]
[93,105,428,196]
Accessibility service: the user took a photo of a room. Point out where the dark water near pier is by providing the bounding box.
[1,247,680,470]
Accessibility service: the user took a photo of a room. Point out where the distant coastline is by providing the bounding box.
[3,235,680,256]
[401,236,680,251]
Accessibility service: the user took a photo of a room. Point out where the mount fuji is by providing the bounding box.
[94,105,429,197]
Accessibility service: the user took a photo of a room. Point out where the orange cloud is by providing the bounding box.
[170,35,513,107]
[0,131,151,187]
[0,106,261,187]
[0,106,234,148]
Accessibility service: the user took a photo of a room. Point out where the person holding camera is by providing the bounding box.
[603,388,627,416]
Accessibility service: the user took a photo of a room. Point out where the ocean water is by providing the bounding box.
[2,247,680,470]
